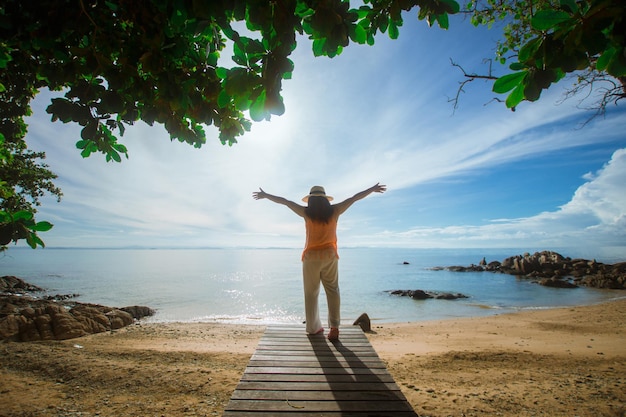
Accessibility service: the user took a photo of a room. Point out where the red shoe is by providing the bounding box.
[328,327,339,341]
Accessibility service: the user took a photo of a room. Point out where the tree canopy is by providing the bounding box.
[0,0,624,250]
[466,0,625,112]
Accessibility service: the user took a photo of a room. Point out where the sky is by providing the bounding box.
[20,13,626,260]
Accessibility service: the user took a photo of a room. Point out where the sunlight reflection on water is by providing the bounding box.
[2,247,623,324]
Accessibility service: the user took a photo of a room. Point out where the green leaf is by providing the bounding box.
[233,41,247,64]
[87,141,98,154]
[493,71,527,94]
[506,84,525,108]
[295,3,314,18]
[80,141,98,158]
[0,48,12,69]
[440,0,461,13]
[388,20,399,39]
[312,38,326,57]
[596,47,615,72]
[32,221,53,232]
[607,48,626,77]
[351,23,367,44]
[113,143,128,154]
[81,122,98,141]
[249,90,267,122]
[356,8,369,19]
[523,76,542,101]
[518,37,542,63]
[559,0,578,13]
[26,233,37,249]
[378,17,388,33]
[216,67,228,79]
[531,10,572,31]
[596,47,626,77]
[436,13,449,30]
[104,1,118,11]
[26,232,45,249]
[13,211,34,221]
[109,150,122,162]
[217,90,231,108]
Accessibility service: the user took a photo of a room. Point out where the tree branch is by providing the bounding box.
[557,71,626,128]
[448,58,499,113]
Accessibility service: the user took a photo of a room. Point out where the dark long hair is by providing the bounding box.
[305,196,334,224]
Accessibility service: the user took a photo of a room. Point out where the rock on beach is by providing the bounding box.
[433,251,626,290]
[1,275,155,342]
[0,274,44,293]
[388,289,469,300]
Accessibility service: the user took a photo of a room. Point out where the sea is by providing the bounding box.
[1,247,624,326]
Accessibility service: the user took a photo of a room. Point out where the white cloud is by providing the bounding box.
[16,17,626,257]
[372,147,626,251]
[560,148,626,224]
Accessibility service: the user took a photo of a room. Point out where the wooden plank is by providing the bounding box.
[256,341,374,348]
[225,399,416,412]
[254,348,377,355]
[224,325,418,416]
[223,411,419,417]
[257,339,370,346]
[262,330,365,334]
[246,360,389,369]
[230,389,405,401]
[240,373,396,383]
[253,342,378,352]
[233,381,402,391]
[242,366,392,376]
[254,347,376,355]
[259,334,371,340]
[259,335,370,340]
[251,353,382,362]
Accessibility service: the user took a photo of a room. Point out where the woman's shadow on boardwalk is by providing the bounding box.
[307,329,418,416]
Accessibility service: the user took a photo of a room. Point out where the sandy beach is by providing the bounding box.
[1,299,625,416]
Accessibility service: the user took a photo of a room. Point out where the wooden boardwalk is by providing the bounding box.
[224,325,417,416]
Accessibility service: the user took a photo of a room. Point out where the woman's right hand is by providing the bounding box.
[371,183,387,193]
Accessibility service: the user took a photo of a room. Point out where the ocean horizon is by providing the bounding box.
[2,247,624,325]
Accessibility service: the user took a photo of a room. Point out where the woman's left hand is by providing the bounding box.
[252,188,267,200]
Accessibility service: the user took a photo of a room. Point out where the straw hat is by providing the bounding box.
[302,185,333,202]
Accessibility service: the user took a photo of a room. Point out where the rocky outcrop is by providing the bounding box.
[1,276,155,342]
[0,275,44,293]
[539,277,578,288]
[433,251,626,289]
[387,290,469,300]
[353,312,372,332]
[120,305,156,320]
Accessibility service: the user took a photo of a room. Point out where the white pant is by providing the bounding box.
[302,250,340,333]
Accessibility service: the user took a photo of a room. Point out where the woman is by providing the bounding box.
[252,183,386,341]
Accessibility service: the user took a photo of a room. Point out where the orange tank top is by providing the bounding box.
[302,215,339,260]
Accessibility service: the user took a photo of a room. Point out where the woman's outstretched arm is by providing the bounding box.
[253,188,306,217]
[334,183,386,215]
